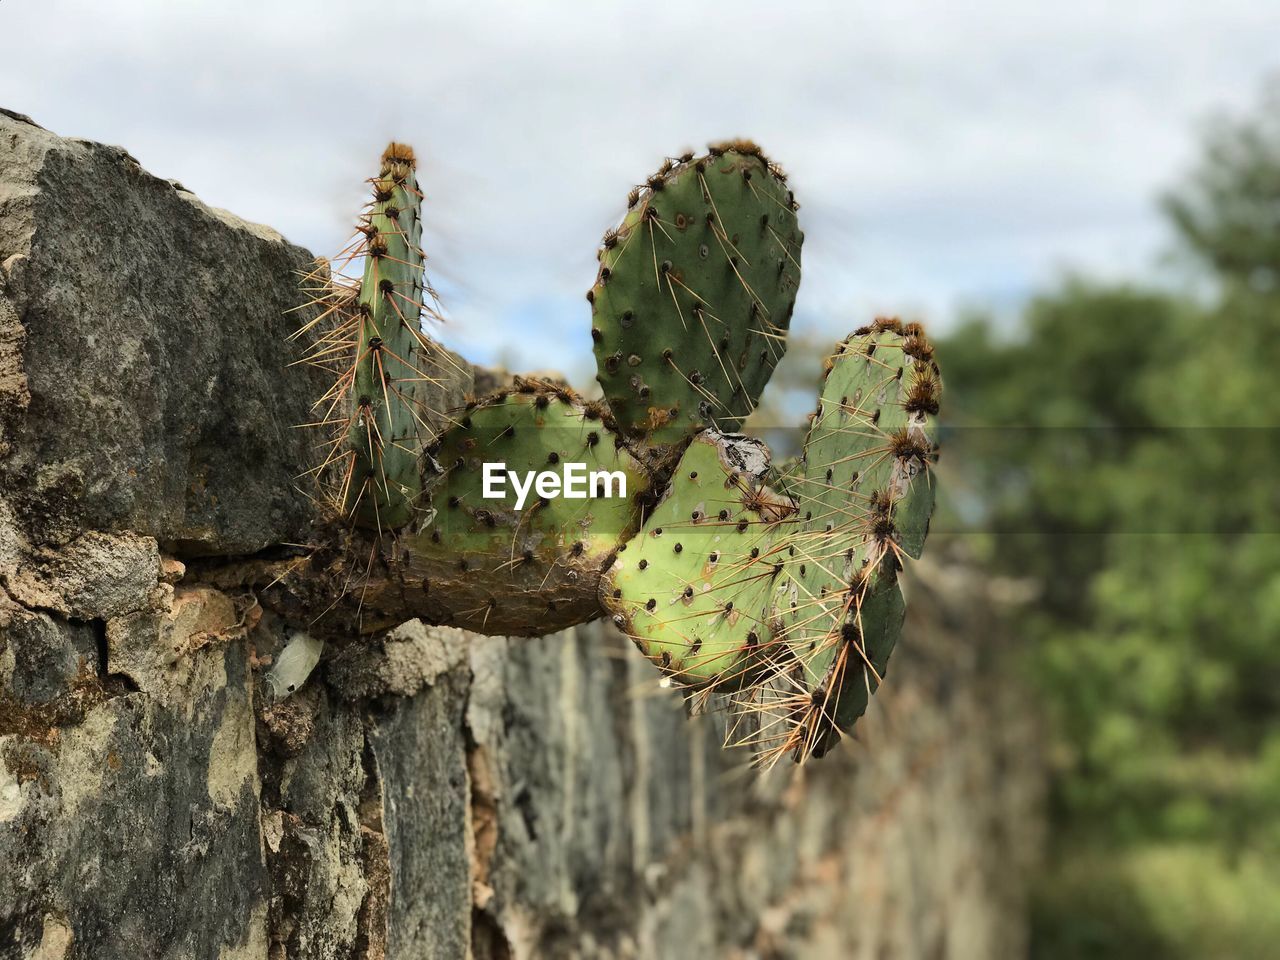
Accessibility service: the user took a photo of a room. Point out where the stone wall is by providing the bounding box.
[0,109,1042,960]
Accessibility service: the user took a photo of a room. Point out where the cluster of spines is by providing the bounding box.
[752,317,940,766]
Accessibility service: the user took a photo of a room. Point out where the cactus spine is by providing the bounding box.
[744,320,940,763]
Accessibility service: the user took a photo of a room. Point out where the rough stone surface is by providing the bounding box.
[0,111,1043,959]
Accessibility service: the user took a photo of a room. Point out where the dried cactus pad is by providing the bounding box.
[392,381,654,635]
[771,319,941,759]
[600,430,796,688]
[589,142,803,443]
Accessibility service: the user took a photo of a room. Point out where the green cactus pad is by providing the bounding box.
[344,143,430,530]
[389,380,654,635]
[589,142,803,444]
[766,319,941,761]
[600,430,796,688]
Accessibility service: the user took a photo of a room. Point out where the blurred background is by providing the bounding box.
[3,2,1279,955]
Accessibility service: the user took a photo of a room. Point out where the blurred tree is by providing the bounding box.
[1163,81,1280,293]
[936,79,1280,958]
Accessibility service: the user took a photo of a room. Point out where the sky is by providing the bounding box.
[2,1,1276,381]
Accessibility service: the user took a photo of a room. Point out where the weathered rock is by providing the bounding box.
[0,598,267,960]
[2,536,1041,958]
[326,619,467,701]
[0,111,1043,960]
[5,531,160,621]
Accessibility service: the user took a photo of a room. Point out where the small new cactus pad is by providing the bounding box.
[343,144,431,528]
[296,143,443,531]
[385,380,654,635]
[601,430,796,688]
[759,319,941,762]
[589,142,803,444]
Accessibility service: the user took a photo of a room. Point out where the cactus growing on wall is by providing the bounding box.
[292,141,941,764]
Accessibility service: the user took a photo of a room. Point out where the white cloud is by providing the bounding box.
[2,0,1276,371]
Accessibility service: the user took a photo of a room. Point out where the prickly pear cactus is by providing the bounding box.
[293,137,943,767]
[589,142,803,445]
[600,430,795,688]
[381,380,654,635]
[751,319,941,763]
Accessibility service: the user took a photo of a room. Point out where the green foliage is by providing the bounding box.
[589,142,803,445]
[1031,845,1280,960]
[1162,82,1280,290]
[940,288,1280,794]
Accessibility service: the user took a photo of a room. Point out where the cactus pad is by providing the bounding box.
[389,380,654,635]
[601,430,796,687]
[343,144,433,528]
[298,143,444,531]
[757,319,941,762]
[589,142,803,444]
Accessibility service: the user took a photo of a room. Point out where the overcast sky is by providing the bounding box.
[2,1,1276,379]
